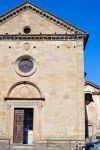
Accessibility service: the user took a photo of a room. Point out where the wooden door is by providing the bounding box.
[13,109,24,143]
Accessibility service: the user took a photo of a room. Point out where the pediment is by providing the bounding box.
[0,1,87,35]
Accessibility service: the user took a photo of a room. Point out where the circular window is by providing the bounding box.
[18,59,33,73]
[23,26,31,34]
[15,55,37,77]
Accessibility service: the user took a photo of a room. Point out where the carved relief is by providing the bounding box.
[19,86,31,97]
[10,84,40,98]
[66,43,72,49]
[23,43,30,51]
[6,81,43,99]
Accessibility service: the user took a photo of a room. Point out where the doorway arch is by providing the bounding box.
[5,81,44,144]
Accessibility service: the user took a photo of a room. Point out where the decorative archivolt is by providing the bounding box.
[5,81,44,100]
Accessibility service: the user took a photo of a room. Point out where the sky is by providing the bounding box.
[0,0,100,86]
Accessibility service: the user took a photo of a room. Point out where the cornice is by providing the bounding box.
[0,1,88,36]
[0,34,86,41]
[4,97,45,101]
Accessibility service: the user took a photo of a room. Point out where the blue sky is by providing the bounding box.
[0,0,100,85]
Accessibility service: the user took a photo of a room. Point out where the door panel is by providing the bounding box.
[13,109,24,143]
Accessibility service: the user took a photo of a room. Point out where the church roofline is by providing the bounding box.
[85,81,100,90]
[0,1,88,35]
[0,1,89,47]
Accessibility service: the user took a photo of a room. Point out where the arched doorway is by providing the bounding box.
[5,81,44,144]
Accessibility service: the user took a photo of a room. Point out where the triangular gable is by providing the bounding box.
[0,1,87,35]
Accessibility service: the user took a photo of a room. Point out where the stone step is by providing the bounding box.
[0,143,78,150]
[10,144,47,150]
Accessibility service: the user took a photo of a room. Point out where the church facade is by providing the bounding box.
[0,1,88,144]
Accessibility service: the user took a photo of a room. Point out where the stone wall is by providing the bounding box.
[0,40,85,141]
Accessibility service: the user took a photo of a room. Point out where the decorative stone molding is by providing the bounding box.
[5,100,44,108]
[14,55,37,77]
[0,130,6,138]
[23,43,30,50]
[0,34,86,41]
[0,34,88,47]
[5,98,45,101]
[5,81,44,99]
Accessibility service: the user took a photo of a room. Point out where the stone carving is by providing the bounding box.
[9,84,40,98]
[23,43,30,50]
[19,86,31,97]
[66,43,71,49]
[0,130,6,138]
[6,81,43,99]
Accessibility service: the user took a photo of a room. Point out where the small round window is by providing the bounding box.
[23,26,31,34]
[15,55,37,77]
[18,59,33,73]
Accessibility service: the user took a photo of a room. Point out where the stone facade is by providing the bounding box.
[85,81,100,140]
[0,1,88,144]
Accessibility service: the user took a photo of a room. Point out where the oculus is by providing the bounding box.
[23,26,31,34]
[15,55,37,76]
[18,59,33,73]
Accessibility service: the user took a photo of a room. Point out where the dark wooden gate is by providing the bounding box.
[13,109,24,143]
